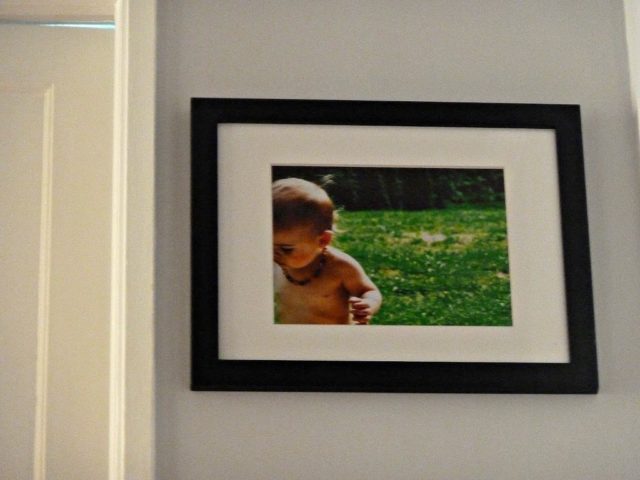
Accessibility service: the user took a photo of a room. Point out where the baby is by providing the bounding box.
[273,177,382,325]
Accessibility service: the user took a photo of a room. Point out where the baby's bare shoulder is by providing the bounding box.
[327,247,365,274]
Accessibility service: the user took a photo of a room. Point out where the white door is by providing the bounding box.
[0,24,114,479]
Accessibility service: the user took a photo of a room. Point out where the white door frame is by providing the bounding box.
[625,0,640,146]
[111,0,156,478]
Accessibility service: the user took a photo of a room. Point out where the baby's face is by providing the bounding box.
[273,226,327,270]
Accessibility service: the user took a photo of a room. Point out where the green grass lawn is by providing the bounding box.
[332,206,512,326]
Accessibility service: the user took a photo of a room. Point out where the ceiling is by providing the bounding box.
[0,1,114,22]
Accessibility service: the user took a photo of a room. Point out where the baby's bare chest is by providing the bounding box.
[278,277,346,306]
[275,270,350,322]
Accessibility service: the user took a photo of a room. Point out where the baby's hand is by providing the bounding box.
[349,297,374,325]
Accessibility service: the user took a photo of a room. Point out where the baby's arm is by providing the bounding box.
[342,258,382,325]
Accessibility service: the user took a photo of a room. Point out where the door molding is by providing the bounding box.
[109,0,128,477]
[110,0,156,478]
[33,85,54,480]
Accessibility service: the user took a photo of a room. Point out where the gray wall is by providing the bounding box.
[156,1,640,478]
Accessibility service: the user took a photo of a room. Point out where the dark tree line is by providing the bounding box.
[272,166,505,211]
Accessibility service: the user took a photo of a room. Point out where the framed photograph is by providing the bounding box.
[191,98,598,393]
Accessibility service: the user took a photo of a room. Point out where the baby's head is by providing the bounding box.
[272,177,334,269]
[272,177,334,233]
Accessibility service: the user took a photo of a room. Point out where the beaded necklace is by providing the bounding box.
[281,248,328,286]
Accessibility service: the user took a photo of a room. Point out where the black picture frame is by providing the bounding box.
[191,98,598,393]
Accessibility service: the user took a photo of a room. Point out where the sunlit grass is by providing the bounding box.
[332,206,512,326]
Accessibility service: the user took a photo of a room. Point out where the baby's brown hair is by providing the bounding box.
[272,177,334,234]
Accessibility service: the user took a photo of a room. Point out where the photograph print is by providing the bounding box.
[272,165,512,327]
